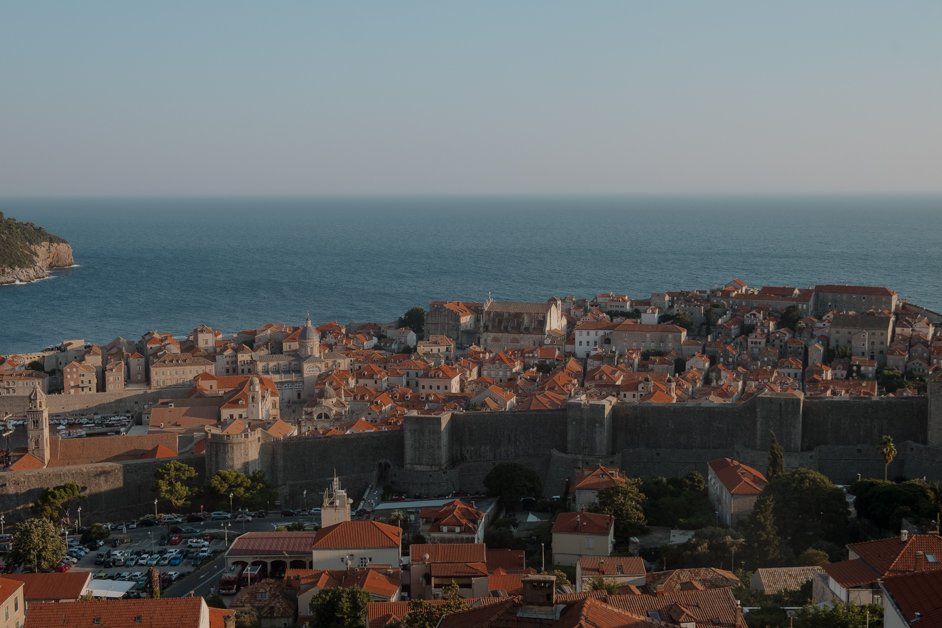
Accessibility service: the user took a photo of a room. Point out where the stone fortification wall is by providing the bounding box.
[610,401,757,452]
[801,397,927,450]
[0,454,205,523]
[206,430,262,476]
[449,410,568,464]
[263,430,404,508]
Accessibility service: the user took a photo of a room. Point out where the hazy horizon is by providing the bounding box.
[3,2,941,197]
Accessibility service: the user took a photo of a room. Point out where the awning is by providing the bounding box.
[86,579,136,598]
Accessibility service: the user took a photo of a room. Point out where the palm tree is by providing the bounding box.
[390,510,406,529]
[880,435,897,481]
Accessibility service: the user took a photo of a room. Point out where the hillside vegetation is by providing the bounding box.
[0,212,67,268]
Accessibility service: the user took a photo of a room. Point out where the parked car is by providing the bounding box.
[254,510,267,518]
[234,514,252,522]
[169,554,183,566]
[210,511,231,520]
[168,534,182,545]
[179,526,199,534]
[280,509,297,517]
[55,562,72,572]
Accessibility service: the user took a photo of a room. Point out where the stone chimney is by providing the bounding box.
[914,551,926,572]
[518,575,560,620]
[901,529,909,543]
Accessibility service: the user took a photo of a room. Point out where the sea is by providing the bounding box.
[1,196,940,355]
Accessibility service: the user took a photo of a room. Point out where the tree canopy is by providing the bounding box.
[743,494,781,568]
[208,469,276,510]
[779,305,802,331]
[756,468,849,558]
[879,435,897,482]
[154,460,199,511]
[32,482,85,524]
[850,479,940,532]
[640,473,713,529]
[483,463,542,509]
[591,479,648,538]
[792,603,883,628]
[399,306,425,336]
[10,518,66,572]
[767,432,785,479]
[401,582,467,627]
[309,586,369,628]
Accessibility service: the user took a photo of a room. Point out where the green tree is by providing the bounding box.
[767,432,785,479]
[759,469,849,557]
[10,518,66,572]
[399,306,425,336]
[589,576,619,594]
[850,479,939,531]
[779,305,801,331]
[153,460,199,511]
[208,469,274,510]
[793,603,883,628]
[880,435,897,482]
[662,527,745,569]
[245,470,278,510]
[591,478,647,538]
[796,548,830,566]
[32,482,85,524]
[402,582,467,627]
[743,494,781,568]
[309,587,370,628]
[541,569,571,588]
[80,523,110,545]
[483,463,542,510]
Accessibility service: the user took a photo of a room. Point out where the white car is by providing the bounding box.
[187,538,208,548]
[234,514,252,522]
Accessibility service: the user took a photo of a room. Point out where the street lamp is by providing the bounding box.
[77,507,82,532]
[229,492,233,514]
[223,522,231,546]
[0,514,5,535]
[154,498,158,519]
[303,489,307,511]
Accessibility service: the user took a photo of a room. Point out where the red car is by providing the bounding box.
[168,534,182,545]
[55,562,71,572]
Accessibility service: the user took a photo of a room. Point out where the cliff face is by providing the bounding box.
[0,241,74,285]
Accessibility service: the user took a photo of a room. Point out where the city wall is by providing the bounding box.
[3,387,940,517]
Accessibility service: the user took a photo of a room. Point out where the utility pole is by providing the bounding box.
[540,543,545,572]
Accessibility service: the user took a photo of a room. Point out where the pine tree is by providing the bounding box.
[744,494,781,568]
[767,432,785,479]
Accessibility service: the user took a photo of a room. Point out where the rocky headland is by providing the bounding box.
[0,212,75,285]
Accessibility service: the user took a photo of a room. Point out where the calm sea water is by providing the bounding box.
[1,196,940,354]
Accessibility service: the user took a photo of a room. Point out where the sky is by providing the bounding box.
[1,2,941,196]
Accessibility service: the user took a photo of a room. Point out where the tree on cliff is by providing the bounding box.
[483,463,542,510]
[309,586,369,627]
[880,435,897,482]
[32,482,85,525]
[154,460,199,511]
[10,518,66,572]
[757,468,849,558]
[399,306,425,336]
[767,432,785,479]
[591,479,648,538]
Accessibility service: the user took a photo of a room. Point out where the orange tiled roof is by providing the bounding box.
[0,577,22,606]
[312,521,401,550]
[848,533,942,577]
[552,512,613,536]
[573,465,626,493]
[708,458,767,496]
[578,556,646,578]
[8,452,45,471]
[410,543,486,564]
[7,572,90,601]
[25,597,205,628]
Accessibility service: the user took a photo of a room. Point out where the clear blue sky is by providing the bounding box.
[2,2,940,196]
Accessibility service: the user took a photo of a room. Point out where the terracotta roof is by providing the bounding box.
[430,562,488,578]
[573,465,626,493]
[25,597,205,627]
[209,607,236,628]
[410,543,486,564]
[881,569,942,626]
[815,284,895,296]
[848,533,942,577]
[552,512,614,536]
[751,567,823,595]
[485,549,527,573]
[439,595,662,628]
[487,572,524,595]
[227,531,317,557]
[48,433,179,467]
[8,452,45,471]
[708,458,768,495]
[0,577,22,606]
[824,558,881,588]
[645,568,741,594]
[312,521,401,550]
[578,556,646,578]
[605,587,746,627]
[265,419,295,438]
[419,500,485,534]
